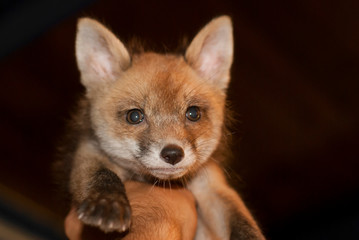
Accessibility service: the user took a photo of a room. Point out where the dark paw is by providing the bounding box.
[230,214,265,240]
[77,194,131,233]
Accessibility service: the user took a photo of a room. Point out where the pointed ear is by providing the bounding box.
[185,16,233,91]
[76,18,130,92]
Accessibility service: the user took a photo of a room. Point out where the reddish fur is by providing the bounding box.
[55,16,265,239]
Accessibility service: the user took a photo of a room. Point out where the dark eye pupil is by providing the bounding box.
[186,106,201,121]
[188,108,198,118]
[130,111,140,122]
[127,109,144,124]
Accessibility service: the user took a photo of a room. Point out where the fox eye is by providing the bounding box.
[126,109,144,124]
[186,106,201,122]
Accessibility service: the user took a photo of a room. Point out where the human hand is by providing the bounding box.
[65,181,197,240]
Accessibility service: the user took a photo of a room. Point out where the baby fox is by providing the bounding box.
[57,16,265,239]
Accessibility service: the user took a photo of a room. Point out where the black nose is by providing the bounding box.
[160,144,184,165]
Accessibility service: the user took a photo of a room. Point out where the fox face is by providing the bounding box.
[76,17,233,180]
[89,53,226,180]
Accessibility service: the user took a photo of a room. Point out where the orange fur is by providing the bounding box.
[56,16,265,239]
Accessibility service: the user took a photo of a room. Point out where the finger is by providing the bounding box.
[65,207,84,240]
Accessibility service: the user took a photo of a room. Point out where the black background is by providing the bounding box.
[1,0,359,239]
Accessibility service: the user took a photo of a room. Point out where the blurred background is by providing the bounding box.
[1,0,358,239]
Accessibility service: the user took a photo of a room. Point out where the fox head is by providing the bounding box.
[75,16,233,180]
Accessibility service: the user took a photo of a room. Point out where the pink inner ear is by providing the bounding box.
[89,50,112,79]
[198,51,224,80]
[197,33,228,81]
[87,43,117,81]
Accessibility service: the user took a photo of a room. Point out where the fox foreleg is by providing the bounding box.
[188,161,265,240]
[70,141,132,233]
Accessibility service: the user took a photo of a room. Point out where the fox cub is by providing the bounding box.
[57,16,265,239]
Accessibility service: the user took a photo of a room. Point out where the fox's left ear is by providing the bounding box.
[185,16,233,91]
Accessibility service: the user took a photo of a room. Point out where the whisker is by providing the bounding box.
[128,171,136,181]
[150,179,159,192]
[168,179,172,191]
[180,178,185,188]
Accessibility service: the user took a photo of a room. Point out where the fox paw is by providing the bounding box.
[77,194,131,233]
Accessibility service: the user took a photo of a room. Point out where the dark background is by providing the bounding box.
[1,0,359,239]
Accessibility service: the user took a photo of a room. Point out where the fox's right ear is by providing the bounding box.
[76,18,130,93]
